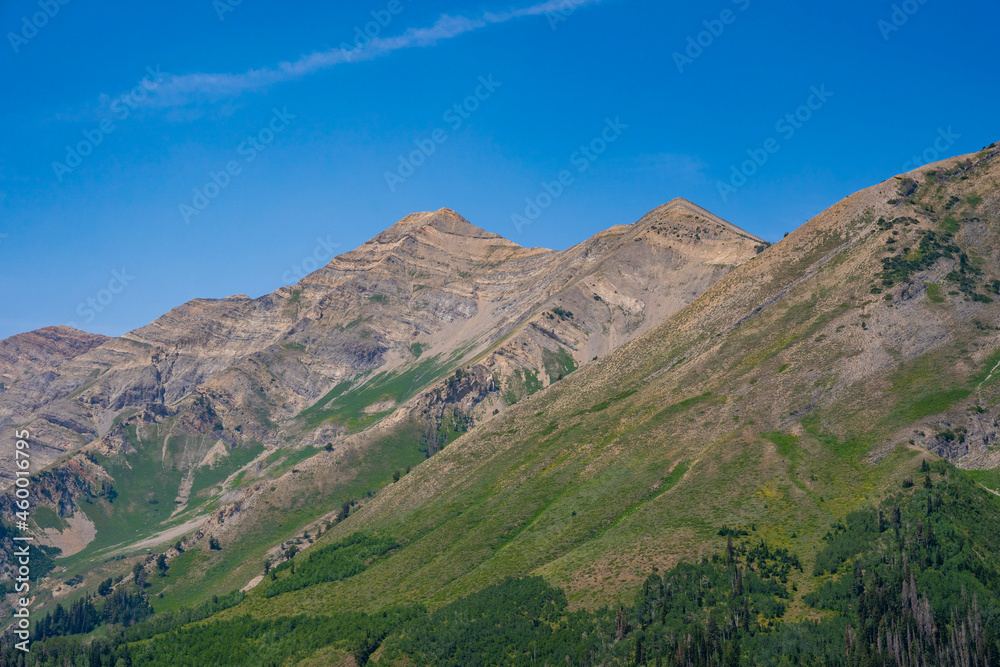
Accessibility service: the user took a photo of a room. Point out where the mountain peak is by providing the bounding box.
[371,207,515,246]
[640,198,766,244]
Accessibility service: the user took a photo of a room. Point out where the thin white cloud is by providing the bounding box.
[136,0,607,111]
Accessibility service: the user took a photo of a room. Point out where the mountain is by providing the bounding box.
[5,143,1000,665]
[0,204,764,475]
[197,143,1000,616]
[0,200,766,603]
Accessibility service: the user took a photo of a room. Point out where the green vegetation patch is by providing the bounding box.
[128,608,422,667]
[31,505,68,532]
[542,347,577,382]
[154,423,425,612]
[299,355,449,429]
[967,467,1000,495]
[73,427,186,560]
[877,222,994,302]
[925,282,946,303]
[888,355,972,424]
[188,442,265,500]
[263,532,399,598]
[801,418,872,462]
[268,446,321,477]
[811,506,879,575]
[654,391,724,423]
[802,464,1000,662]
[23,466,1000,666]
[501,367,544,405]
[578,388,638,414]
[385,540,802,665]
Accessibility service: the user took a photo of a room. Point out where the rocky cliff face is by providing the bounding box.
[0,326,107,428]
[0,326,107,384]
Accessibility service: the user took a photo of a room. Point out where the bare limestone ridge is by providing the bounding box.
[0,200,766,585]
[0,326,108,409]
[0,326,108,382]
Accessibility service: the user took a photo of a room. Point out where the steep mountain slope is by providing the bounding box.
[0,201,766,617]
[216,144,1000,623]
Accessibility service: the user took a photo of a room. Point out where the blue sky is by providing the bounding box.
[1,0,997,339]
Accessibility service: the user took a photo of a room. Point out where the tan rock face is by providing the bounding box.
[0,326,108,422]
[0,326,108,382]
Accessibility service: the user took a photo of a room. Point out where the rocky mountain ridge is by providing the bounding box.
[0,199,767,592]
